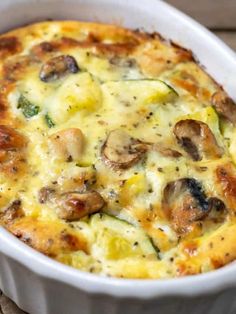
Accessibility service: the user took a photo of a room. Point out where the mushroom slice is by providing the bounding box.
[0,200,23,224]
[49,128,84,162]
[0,126,27,175]
[38,187,55,204]
[174,119,223,161]
[39,55,79,82]
[211,91,236,125]
[162,178,210,234]
[102,129,148,169]
[0,125,27,150]
[207,197,226,222]
[56,191,105,221]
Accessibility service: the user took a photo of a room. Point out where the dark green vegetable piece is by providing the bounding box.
[17,95,40,118]
[148,236,160,258]
[45,113,55,128]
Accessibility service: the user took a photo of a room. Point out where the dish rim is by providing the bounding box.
[0,0,236,300]
[1,227,236,299]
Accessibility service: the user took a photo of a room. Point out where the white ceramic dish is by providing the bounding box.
[0,1,236,314]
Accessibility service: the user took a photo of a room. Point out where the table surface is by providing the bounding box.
[1,1,236,313]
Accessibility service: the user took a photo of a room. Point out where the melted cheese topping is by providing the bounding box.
[0,21,236,279]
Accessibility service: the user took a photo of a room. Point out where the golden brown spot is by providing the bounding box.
[7,217,88,256]
[30,41,56,61]
[94,42,137,57]
[172,70,212,101]
[3,55,33,81]
[211,258,224,269]
[173,77,198,95]
[134,40,193,77]
[216,163,236,211]
[175,262,199,277]
[183,241,198,256]
[52,36,138,58]
[0,36,22,59]
[53,37,82,50]
[0,81,14,119]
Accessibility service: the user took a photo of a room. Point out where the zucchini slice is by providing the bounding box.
[102,79,178,107]
[90,213,159,261]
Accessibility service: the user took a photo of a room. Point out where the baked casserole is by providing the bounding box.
[0,21,236,279]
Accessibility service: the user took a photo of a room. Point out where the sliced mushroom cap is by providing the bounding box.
[174,119,223,161]
[162,178,210,234]
[56,191,105,221]
[39,55,80,82]
[49,128,84,162]
[211,91,236,125]
[102,129,148,169]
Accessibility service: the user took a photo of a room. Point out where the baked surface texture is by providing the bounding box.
[0,21,236,279]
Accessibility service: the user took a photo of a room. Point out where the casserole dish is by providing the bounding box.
[0,0,236,313]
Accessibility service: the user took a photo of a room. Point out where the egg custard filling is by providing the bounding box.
[0,21,236,279]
